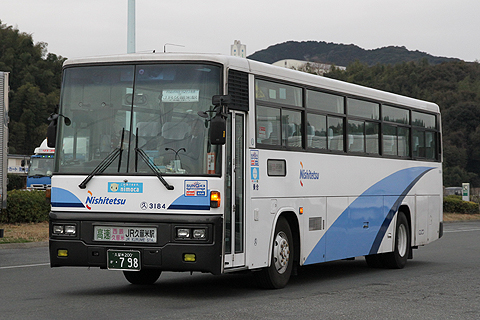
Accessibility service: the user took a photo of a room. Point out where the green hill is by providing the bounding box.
[248,40,459,66]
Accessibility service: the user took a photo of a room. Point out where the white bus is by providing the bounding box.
[48,53,443,288]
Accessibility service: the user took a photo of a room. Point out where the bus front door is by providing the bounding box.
[224,112,245,269]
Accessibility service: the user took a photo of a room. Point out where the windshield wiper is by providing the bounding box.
[135,128,174,190]
[135,148,174,190]
[78,129,125,189]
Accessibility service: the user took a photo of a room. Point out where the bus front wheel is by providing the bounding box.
[123,269,162,285]
[254,217,294,289]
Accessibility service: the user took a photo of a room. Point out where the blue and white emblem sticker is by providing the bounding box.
[184,180,207,197]
[108,182,143,193]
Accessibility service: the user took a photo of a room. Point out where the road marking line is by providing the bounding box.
[444,228,480,233]
[0,263,49,270]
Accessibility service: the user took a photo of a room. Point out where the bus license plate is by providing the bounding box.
[107,250,141,271]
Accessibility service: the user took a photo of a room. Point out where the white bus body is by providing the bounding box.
[49,54,442,288]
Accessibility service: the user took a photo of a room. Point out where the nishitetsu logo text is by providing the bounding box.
[85,190,126,210]
[299,162,319,186]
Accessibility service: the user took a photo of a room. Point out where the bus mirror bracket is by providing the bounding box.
[47,113,71,148]
[209,95,230,145]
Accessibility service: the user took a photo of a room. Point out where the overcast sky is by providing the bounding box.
[1,0,479,62]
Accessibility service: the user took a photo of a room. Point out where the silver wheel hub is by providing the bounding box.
[273,231,290,274]
[397,224,407,257]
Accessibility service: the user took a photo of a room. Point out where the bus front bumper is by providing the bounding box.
[49,213,223,275]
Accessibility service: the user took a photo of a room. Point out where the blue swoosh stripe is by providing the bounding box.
[167,191,211,211]
[304,166,434,265]
[369,168,433,254]
[51,187,85,208]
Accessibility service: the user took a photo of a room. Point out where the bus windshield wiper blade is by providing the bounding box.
[78,129,125,189]
[135,147,174,190]
[78,148,121,189]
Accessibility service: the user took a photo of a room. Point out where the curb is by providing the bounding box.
[0,241,49,250]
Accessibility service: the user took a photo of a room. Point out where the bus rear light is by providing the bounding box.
[210,191,220,208]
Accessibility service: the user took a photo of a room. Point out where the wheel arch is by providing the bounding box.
[277,210,301,267]
[398,204,412,240]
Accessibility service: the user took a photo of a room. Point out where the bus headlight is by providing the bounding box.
[64,225,76,235]
[193,229,206,239]
[176,228,190,239]
[52,224,77,236]
[175,227,208,240]
[53,225,64,234]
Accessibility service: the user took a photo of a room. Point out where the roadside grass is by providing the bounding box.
[443,213,480,222]
[0,213,479,244]
[0,221,49,244]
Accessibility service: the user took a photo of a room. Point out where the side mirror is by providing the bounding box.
[46,113,71,148]
[209,95,230,145]
[209,115,226,145]
[47,114,58,148]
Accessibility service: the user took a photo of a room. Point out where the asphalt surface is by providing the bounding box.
[0,221,479,319]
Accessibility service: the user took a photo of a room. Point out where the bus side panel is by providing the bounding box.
[304,166,439,265]
[300,197,327,265]
[427,195,441,243]
[415,196,429,246]
[414,195,441,246]
[247,198,277,269]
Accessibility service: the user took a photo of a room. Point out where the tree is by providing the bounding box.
[0,20,66,154]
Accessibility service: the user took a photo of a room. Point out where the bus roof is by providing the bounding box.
[63,53,440,114]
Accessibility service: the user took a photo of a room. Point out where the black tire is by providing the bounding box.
[382,211,410,269]
[123,269,161,285]
[254,217,294,289]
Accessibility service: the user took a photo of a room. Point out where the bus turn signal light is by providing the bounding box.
[210,191,220,208]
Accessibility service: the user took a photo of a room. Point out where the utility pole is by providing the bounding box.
[127,0,136,53]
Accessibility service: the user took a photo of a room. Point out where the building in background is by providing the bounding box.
[272,59,346,75]
[231,40,246,58]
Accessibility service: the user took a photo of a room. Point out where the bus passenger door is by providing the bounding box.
[224,112,245,269]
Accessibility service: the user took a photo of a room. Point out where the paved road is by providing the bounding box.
[1,221,479,320]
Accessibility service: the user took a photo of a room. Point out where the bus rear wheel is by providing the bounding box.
[382,211,410,269]
[123,269,162,285]
[254,217,294,289]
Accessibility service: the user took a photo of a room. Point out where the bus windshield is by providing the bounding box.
[28,157,54,177]
[56,63,222,175]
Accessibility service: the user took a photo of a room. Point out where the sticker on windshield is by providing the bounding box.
[162,89,199,102]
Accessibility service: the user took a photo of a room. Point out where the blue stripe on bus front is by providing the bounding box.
[167,192,211,211]
[304,166,434,265]
[51,187,85,208]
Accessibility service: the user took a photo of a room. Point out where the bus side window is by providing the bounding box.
[257,121,273,143]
